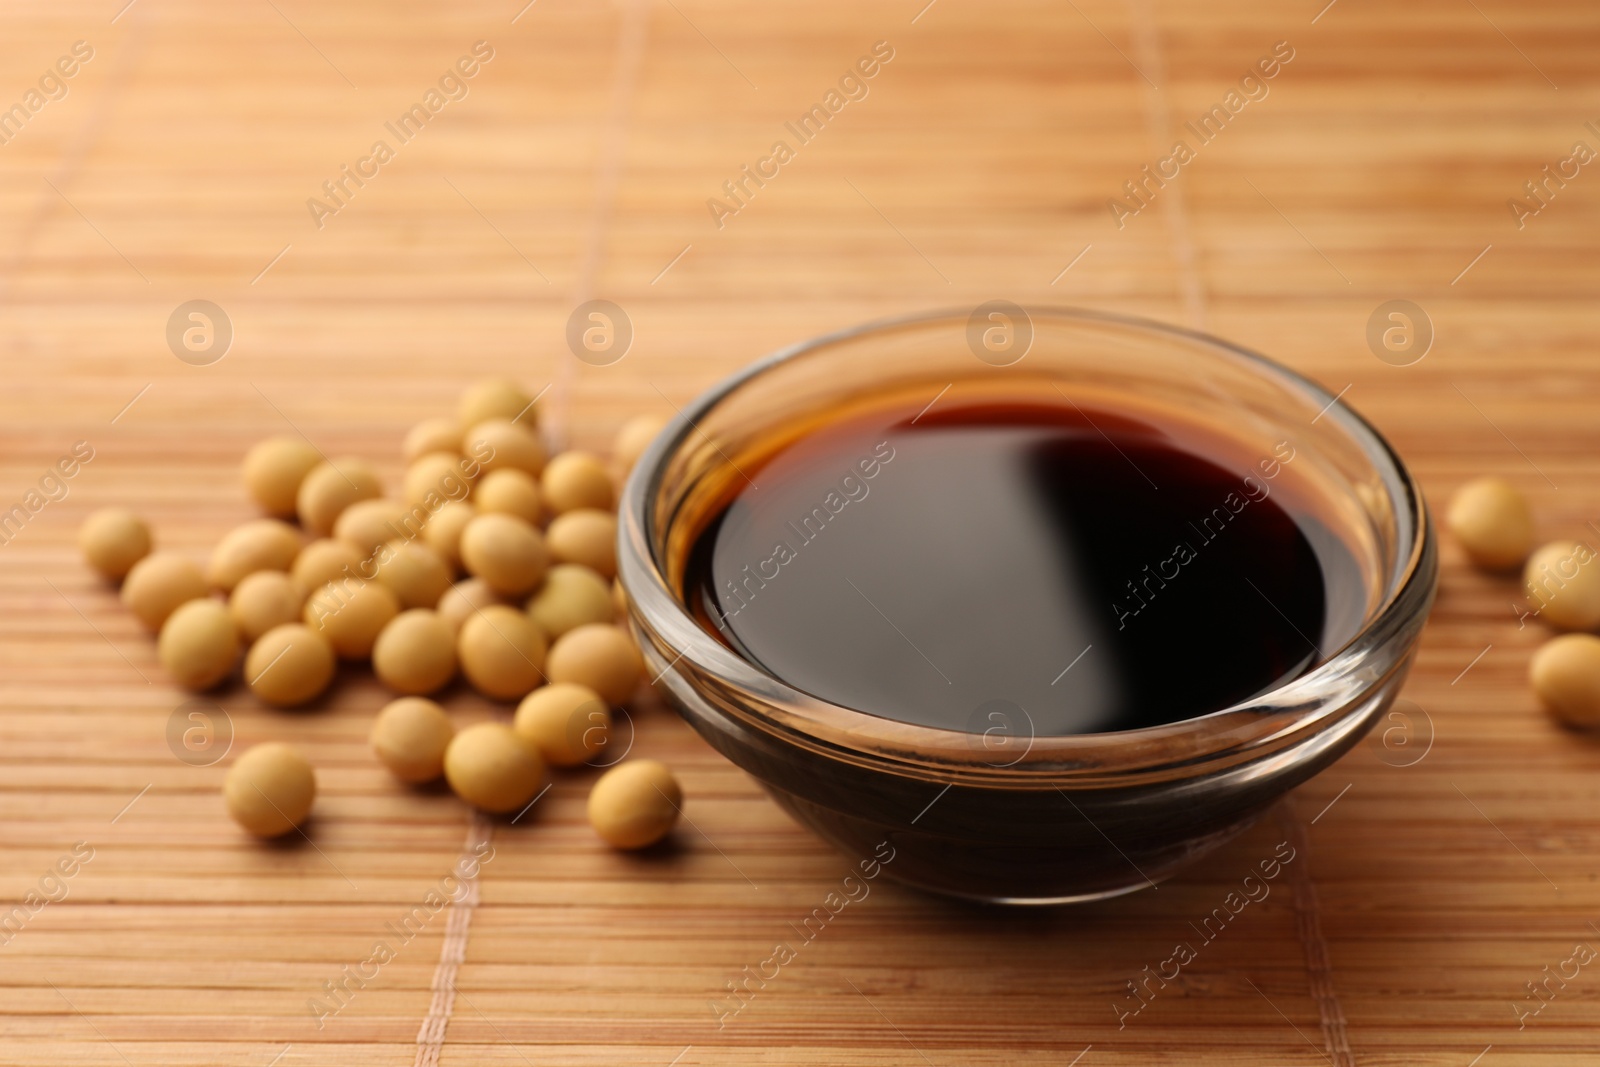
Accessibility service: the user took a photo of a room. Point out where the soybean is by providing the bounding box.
[245,623,336,707]
[122,552,208,631]
[515,682,610,767]
[1447,477,1533,570]
[464,419,547,477]
[437,577,509,634]
[403,417,463,463]
[208,519,302,592]
[291,539,366,596]
[542,451,614,514]
[158,598,241,691]
[474,468,542,524]
[545,509,617,579]
[587,759,680,850]
[372,609,457,695]
[546,623,642,705]
[526,563,613,639]
[460,513,548,596]
[444,721,545,813]
[405,453,477,508]
[458,604,547,700]
[297,457,383,537]
[374,539,452,609]
[1531,634,1600,728]
[613,414,667,477]
[334,498,412,554]
[423,500,476,573]
[370,697,456,783]
[229,570,305,642]
[303,578,400,660]
[1524,540,1600,632]
[460,379,535,430]
[79,507,152,581]
[225,742,316,838]
[243,437,323,518]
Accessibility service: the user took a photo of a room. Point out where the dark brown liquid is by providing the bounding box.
[684,400,1365,736]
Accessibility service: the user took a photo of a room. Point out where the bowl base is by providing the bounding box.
[764,782,1264,905]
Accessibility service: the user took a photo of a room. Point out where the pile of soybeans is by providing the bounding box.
[1449,476,1600,728]
[76,379,681,849]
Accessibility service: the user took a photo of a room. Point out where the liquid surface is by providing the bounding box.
[684,401,1365,736]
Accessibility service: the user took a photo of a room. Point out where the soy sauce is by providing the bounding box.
[683,400,1365,736]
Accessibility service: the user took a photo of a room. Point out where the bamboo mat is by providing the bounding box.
[1,0,1598,1063]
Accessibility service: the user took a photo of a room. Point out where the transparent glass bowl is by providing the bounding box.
[618,307,1436,904]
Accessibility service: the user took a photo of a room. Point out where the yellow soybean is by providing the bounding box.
[514,682,610,767]
[225,742,316,838]
[334,498,412,554]
[526,563,613,639]
[423,500,476,573]
[546,623,642,705]
[297,457,383,537]
[78,507,152,580]
[437,577,509,634]
[158,598,240,691]
[1447,477,1533,570]
[444,721,545,813]
[374,539,452,609]
[303,578,400,660]
[372,609,457,695]
[404,452,477,508]
[1524,541,1600,632]
[545,509,617,579]
[229,570,305,642]
[122,552,208,631]
[243,437,323,518]
[208,519,302,592]
[458,604,547,700]
[612,414,668,477]
[245,623,336,707]
[370,697,456,783]
[460,513,548,596]
[587,759,681,850]
[464,419,547,477]
[1531,634,1600,728]
[403,417,463,463]
[475,468,543,524]
[541,451,614,514]
[291,539,366,596]
[460,379,535,430]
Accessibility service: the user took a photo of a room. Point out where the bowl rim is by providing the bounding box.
[618,305,1437,783]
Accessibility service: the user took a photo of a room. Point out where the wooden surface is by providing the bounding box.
[2,0,1598,1063]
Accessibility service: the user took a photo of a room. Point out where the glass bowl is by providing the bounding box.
[617,307,1436,904]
